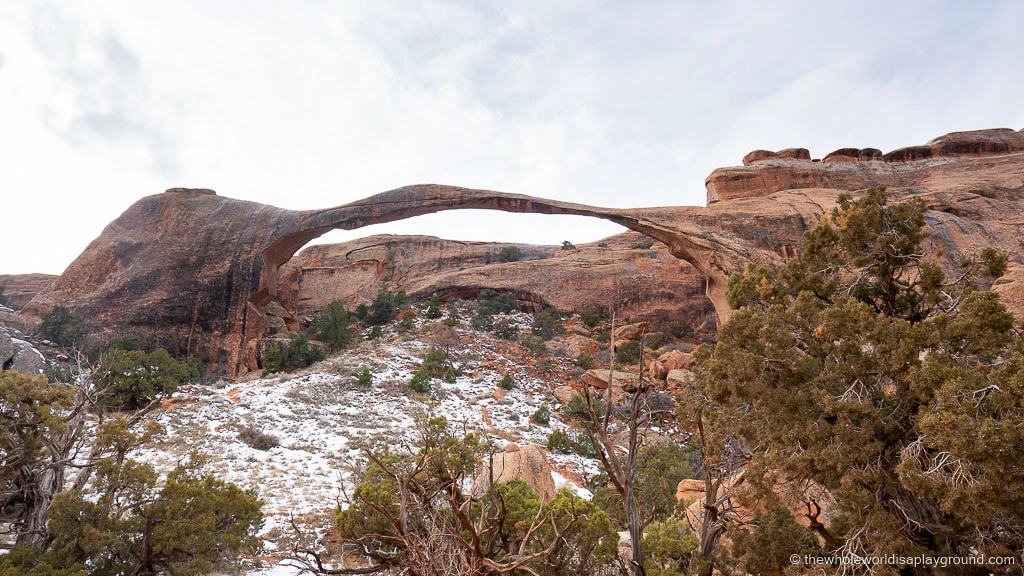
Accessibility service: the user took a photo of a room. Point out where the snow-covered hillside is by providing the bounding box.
[130,311,603,568]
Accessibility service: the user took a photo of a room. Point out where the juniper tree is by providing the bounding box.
[684,187,1022,573]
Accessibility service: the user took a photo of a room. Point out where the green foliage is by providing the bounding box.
[531,308,565,340]
[546,429,572,454]
[334,417,617,574]
[631,238,655,250]
[521,334,547,354]
[570,432,599,458]
[237,425,279,450]
[499,374,515,390]
[531,405,551,425]
[409,348,452,393]
[492,318,518,340]
[497,245,522,262]
[353,303,369,320]
[312,300,353,351]
[442,302,460,326]
[575,354,595,369]
[409,371,431,394]
[398,314,415,333]
[0,545,86,576]
[693,186,1024,565]
[0,284,7,308]
[592,441,693,528]
[729,509,821,576]
[424,302,443,319]
[565,394,606,423]
[579,303,609,328]
[561,240,575,250]
[95,348,197,410]
[615,340,642,363]
[663,319,695,339]
[367,325,382,340]
[48,453,263,576]
[357,366,373,387]
[43,363,74,384]
[1,371,74,530]
[476,289,518,316]
[470,312,494,332]
[106,334,143,352]
[646,331,671,350]
[642,517,698,576]
[367,290,405,325]
[37,306,85,347]
[262,334,325,375]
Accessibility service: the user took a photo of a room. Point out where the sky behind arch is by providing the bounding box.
[2,1,1022,274]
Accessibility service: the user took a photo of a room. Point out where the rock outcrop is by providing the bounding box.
[0,274,57,310]
[287,232,711,327]
[0,328,45,375]
[20,128,1024,378]
[473,443,556,503]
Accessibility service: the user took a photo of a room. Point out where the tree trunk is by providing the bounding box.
[15,463,64,549]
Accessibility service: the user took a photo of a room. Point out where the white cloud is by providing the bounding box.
[1,1,1022,274]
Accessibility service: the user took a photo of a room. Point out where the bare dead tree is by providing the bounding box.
[577,278,666,576]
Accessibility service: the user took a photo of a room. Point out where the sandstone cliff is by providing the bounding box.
[0,274,57,310]
[286,232,712,328]
[21,128,1024,377]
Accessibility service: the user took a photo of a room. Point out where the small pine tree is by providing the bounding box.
[497,246,522,263]
[531,405,550,425]
[313,300,353,352]
[357,366,373,387]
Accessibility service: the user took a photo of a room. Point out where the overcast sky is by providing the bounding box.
[2,1,1023,275]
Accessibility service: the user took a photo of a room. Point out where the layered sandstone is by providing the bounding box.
[287,232,711,327]
[21,128,1024,378]
[0,274,57,310]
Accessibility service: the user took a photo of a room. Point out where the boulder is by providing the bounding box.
[775,148,811,161]
[581,369,640,392]
[613,322,648,342]
[822,148,860,164]
[265,301,292,319]
[9,339,45,375]
[658,350,693,371]
[676,478,705,505]
[992,263,1024,320]
[0,329,13,366]
[474,443,556,502]
[553,385,576,405]
[0,308,32,334]
[563,334,601,358]
[666,369,694,389]
[742,150,776,165]
[647,359,667,381]
[566,322,593,337]
[265,315,286,333]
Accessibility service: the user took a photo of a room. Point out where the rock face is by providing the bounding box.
[0,329,13,367]
[992,263,1024,320]
[474,443,556,503]
[0,274,57,310]
[287,232,711,327]
[20,128,1024,377]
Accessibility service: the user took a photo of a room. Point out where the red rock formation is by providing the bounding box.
[0,274,57,310]
[21,128,1024,378]
[288,232,711,328]
[708,128,1024,203]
